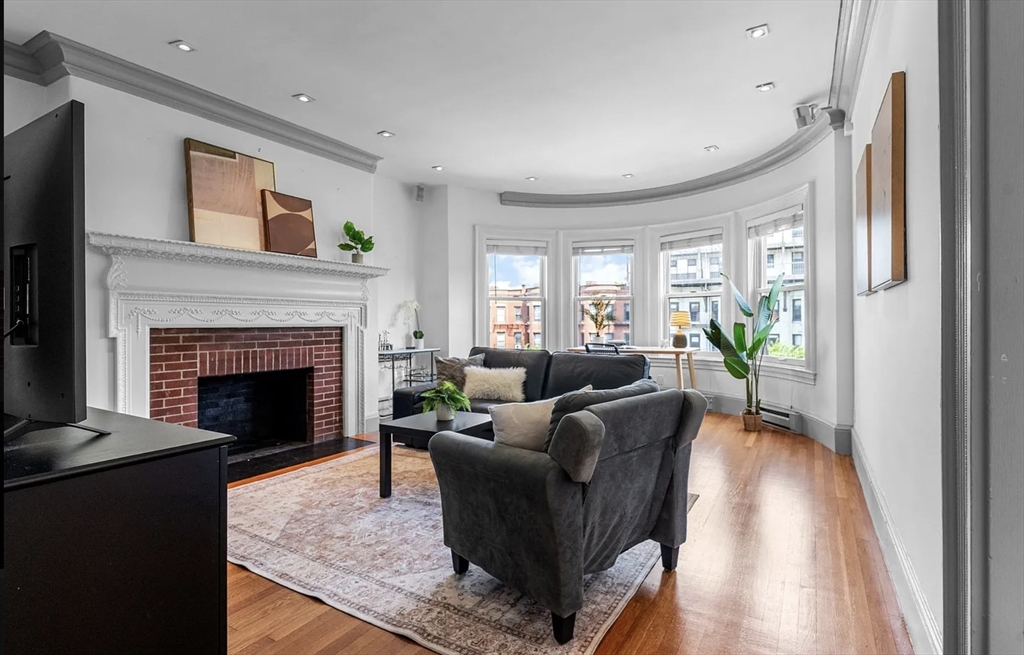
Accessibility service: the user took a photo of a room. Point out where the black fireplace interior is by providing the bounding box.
[198,369,309,451]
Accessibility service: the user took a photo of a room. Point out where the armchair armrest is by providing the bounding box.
[650,388,708,549]
[428,432,586,617]
[547,411,605,483]
[391,382,436,419]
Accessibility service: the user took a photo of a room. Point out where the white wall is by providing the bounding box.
[4,74,421,431]
[429,132,853,430]
[848,0,943,652]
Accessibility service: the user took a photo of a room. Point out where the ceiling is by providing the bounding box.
[4,0,840,195]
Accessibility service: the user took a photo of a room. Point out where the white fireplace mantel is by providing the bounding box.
[88,232,388,436]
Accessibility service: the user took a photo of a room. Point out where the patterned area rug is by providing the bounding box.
[228,446,697,655]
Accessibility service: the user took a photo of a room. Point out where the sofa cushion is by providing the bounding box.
[469,347,551,401]
[544,378,661,450]
[489,397,559,452]
[469,398,505,414]
[463,367,527,402]
[436,353,485,390]
[542,352,650,398]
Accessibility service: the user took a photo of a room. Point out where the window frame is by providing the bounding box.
[570,237,637,347]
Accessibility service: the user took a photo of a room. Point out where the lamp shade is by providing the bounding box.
[670,311,692,328]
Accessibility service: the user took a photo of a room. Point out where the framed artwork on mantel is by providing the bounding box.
[855,144,874,296]
[184,138,276,252]
[262,190,318,257]
[869,71,907,290]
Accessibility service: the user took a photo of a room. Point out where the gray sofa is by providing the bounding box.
[428,387,708,644]
[392,347,650,441]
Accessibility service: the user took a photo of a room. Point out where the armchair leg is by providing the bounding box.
[661,544,679,571]
[451,550,469,574]
[552,612,576,644]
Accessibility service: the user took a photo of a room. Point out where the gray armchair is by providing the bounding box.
[428,388,708,644]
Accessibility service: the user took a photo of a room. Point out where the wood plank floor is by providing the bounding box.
[227,413,913,654]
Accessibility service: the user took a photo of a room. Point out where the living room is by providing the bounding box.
[3,1,1021,655]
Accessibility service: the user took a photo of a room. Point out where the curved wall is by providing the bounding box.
[424,130,854,435]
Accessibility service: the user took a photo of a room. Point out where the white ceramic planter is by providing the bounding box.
[436,404,455,421]
[414,338,425,350]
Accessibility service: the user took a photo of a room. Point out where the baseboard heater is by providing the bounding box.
[759,404,804,433]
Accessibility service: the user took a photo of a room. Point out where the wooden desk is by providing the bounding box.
[567,346,700,390]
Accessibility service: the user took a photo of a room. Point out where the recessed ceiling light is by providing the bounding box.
[622,173,634,179]
[704,145,720,152]
[746,24,770,39]
[432,165,444,171]
[377,130,395,138]
[168,40,197,52]
[292,93,315,103]
[756,82,776,92]
[525,176,538,181]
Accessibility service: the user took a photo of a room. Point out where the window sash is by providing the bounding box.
[660,229,724,252]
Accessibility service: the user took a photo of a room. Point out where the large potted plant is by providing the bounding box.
[703,273,784,431]
[337,221,374,263]
[420,381,470,421]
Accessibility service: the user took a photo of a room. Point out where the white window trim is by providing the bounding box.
[737,184,816,383]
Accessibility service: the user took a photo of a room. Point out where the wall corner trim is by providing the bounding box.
[4,32,382,174]
[852,429,944,655]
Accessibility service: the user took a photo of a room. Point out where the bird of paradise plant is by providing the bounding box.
[702,273,784,428]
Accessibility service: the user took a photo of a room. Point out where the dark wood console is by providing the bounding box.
[3,408,234,654]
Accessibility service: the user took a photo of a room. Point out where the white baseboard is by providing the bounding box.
[699,391,851,454]
[851,429,943,655]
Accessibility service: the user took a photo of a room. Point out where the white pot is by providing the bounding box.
[414,338,425,350]
[351,252,364,264]
[436,404,455,421]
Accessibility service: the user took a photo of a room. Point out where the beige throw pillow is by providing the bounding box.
[490,397,559,451]
[462,366,526,402]
[489,385,593,452]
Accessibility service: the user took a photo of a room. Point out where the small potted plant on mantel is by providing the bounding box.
[420,381,470,421]
[703,273,784,431]
[337,221,374,263]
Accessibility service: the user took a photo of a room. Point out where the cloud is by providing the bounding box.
[578,254,630,285]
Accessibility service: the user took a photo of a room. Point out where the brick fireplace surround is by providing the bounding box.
[149,327,343,441]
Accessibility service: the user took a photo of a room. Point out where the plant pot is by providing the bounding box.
[436,404,455,421]
[742,412,763,432]
[351,252,364,264]
[414,338,425,350]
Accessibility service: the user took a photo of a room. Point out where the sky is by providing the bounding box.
[488,253,631,291]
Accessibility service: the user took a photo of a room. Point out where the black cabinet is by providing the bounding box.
[4,408,234,655]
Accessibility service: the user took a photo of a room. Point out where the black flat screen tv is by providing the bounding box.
[3,100,87,427]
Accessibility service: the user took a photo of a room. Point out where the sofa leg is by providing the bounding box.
[451,550,469,574]
[661,544,679,571]
[552,612,576,644]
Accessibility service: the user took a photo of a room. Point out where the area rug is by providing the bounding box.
[228,446,697,655]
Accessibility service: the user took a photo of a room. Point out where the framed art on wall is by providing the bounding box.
[855,144,874,295]
[869,71,907,290]
[184,138,276,251]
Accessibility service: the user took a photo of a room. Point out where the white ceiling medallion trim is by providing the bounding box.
[87,232,389,281]
[499,0,873,210]
[500,117,838,209]
[89,231,386,437]
[4,31,382,174]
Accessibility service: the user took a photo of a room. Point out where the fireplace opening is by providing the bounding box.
[198,368,311,453]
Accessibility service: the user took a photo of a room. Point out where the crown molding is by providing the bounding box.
[499,0,873,209]
[500,117,837,209]
[4,31,382,174]
[87,232,389,280]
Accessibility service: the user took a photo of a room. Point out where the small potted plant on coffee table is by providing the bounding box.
[420,381,471,421]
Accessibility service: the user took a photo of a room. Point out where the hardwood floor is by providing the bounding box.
[227,413,913,654]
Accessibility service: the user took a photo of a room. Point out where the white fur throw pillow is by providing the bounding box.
[462,366,526,402]
[489,397,558,451]
[490,385,592,452]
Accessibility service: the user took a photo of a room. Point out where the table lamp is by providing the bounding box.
[670,311,691,348]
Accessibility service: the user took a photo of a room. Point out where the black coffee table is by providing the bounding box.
[378,411,492,498]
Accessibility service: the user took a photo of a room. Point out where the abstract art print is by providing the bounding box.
[184,138,276,252]
[261,190,318,257]
[869,71,906,290]
[855,144,874,296]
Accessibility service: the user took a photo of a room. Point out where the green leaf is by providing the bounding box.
[360,237,374,252]
[765,273,785,314]
[754,295,772,335]
[733,322,748,356]
[343,221,357,239]
[723,273,754,317]
[354,229,365,243]
[723,355,751,380]
[703,319,725,350]
[337,243,356,251]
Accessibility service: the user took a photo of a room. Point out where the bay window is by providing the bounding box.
[573,241,633,346]
[662,229,724,352]
[486,241,546,351]
[747,207,807,362]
